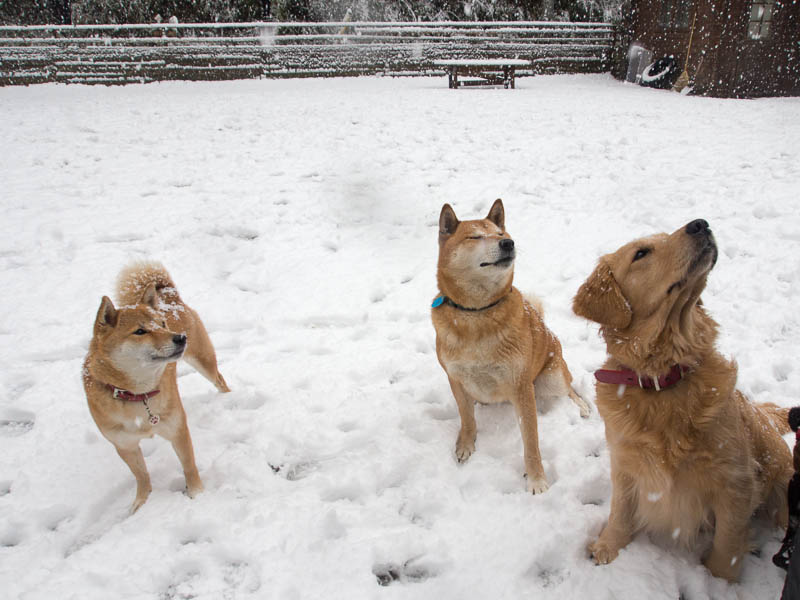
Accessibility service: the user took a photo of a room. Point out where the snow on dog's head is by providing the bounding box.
[90,296,186,390]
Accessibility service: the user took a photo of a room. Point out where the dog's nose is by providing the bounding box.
[173,334,187,346]
[686,219,710,236]
[499,238,515,252]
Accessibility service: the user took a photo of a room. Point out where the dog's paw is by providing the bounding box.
[703,551,741,582]
[571,393,592,418]
[130,493,150,514]
[589,539,619,565]
[185,479,204,499]
[577,400,592,419]
[455,436,475,463]
[526,476,549,494]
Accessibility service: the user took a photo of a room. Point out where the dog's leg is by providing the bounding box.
[448,376,477,463]
[553,354,591,418]
[185,353,230,394]
[590,467,637,564]
[568,386,592,418]
[115,445,152,514]
[185,310,230,393]
[537,352,591,419]
[515,383,548,494]
[167,419,204,498]
[703,497,750,581]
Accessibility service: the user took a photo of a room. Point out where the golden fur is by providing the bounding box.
[573,220,791,581]
[83,262,229,513]
[432,199,590,493]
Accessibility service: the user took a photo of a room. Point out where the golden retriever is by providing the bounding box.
[572,218,791,581]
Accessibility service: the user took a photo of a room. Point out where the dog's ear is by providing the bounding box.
[487,198,504,229]
[439,204,460,241]
[140,283,158,309]
[573,261,632,329]
[95,296,118,330]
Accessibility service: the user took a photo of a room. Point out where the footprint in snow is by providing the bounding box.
[530,565,568,589]
[175,525,214,546]
[64,481,137,557]
[337,420,359,433]
[95,232,148,244]
[577,476,608,507]
[206,226,259,241]
[321,480,364,503]
[160,570,201,600]
[372,558,437,586]
[40,505,75,532]
[269,461,319,482]
[773,361,792,382]
[222,561,261,594]
[399,418,436,443]
[0,525,22,548]
[220,390,269,412]
[0,408,35,437]
[425,405,457,421]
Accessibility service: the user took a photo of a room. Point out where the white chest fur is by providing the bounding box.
[446,359,515,403]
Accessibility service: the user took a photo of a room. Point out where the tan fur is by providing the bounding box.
[432,199,590,494]
[573,221,792,581]
[83,262,229,513]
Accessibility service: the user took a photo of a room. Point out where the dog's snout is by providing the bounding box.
[499,238,515,252]
[686,219,710,236]
[173,334,187,346]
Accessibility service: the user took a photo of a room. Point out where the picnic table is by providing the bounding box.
[433,59,532,89]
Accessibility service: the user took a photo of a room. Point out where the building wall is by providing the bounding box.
[623,0,799,98]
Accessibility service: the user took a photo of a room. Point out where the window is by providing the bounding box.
[658,0,692,29]
[748,0,776,40]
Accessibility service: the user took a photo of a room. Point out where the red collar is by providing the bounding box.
[594,364,690,391]
[106,384,160,403]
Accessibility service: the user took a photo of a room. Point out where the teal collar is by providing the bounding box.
[432,294,506,312]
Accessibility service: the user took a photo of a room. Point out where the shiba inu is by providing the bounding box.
[431,199,590,494]
[83,262,229,513]
[573,219,791,581]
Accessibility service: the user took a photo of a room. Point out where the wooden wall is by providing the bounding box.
[624,0,799,98]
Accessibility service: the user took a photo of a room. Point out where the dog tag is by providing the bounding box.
[432,296,444,308]
[149,415,160,425]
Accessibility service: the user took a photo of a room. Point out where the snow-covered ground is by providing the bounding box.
[1,74,798,600]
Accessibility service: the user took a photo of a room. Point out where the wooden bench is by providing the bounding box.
[433,59,532,89]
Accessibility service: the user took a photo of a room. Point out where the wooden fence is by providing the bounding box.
[0,21,616,86]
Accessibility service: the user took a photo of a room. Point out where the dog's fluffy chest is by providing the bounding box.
[437,330,525,403]
[597,381,738,545]
[98,391,178,443]
[447,359,516,403]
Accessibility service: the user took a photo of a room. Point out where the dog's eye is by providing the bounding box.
[632,248,651,262]
[468,236,484,240]
[133,328,147,335]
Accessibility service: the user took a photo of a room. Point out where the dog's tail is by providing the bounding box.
[760,402,792,436]
[116,261,179,307]
[522,293,544,317]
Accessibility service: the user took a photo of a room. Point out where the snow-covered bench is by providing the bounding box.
[433,59,532,89]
